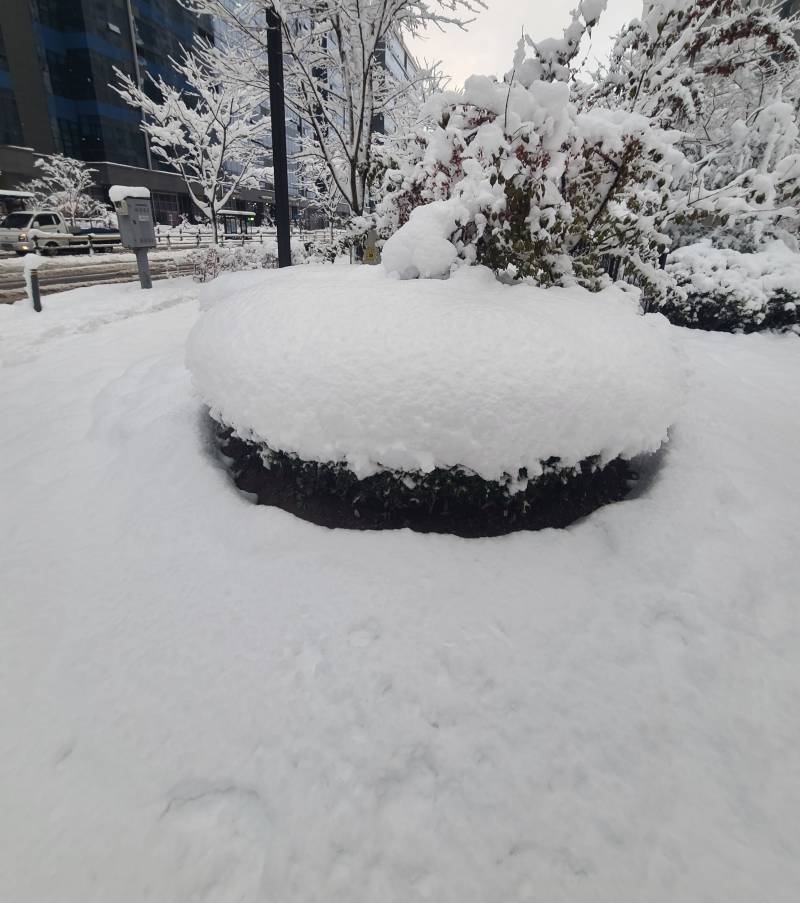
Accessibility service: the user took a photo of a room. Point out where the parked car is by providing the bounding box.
[0,210,121,255]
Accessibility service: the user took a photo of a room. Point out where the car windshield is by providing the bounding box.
[0,213,33,229]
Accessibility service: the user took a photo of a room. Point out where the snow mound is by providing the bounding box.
[187,265,684,481]
[109,185,151,203]
[382,200,465,279]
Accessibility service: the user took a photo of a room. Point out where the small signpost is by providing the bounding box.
[110,186,156,289]
[352,228,381,265]
[363,229,381,264]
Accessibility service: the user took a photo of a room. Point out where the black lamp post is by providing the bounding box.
[266,4,291,267]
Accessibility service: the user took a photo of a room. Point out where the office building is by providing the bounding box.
[0,1,418,225]
[0,0,269,224]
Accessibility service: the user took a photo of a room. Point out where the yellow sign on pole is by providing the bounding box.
[363,228,381,265]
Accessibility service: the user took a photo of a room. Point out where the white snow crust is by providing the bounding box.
[109,184,151,203]
[187,265,684,480]
[2,270,800,902]
[381,200,465,278]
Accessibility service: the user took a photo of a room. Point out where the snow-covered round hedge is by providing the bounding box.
[187,265,684,534]
[654,241,800,333]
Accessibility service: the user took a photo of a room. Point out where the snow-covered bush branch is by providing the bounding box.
[586,0,800,248]
[295,155,345,235]
[511,0,607,85]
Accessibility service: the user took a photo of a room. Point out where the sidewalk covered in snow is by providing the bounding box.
[1,271,799,902]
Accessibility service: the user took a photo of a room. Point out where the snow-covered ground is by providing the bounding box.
[1,271,800,902]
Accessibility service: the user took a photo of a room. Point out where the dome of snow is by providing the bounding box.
[186,265,684,482]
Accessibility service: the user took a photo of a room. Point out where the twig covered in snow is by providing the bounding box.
[113,42,270,244]
[585,0,800,248]
[182,0,482,216]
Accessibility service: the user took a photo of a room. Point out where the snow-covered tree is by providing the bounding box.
[363,60,450,203]
[18,155,107,227]
[586,0,800,248]
[114,43,269,243]
[182,0,481,217]
[296,155,344,237]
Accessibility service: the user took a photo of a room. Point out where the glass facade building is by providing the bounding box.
[0,25,24,145]
[21,0,211,166]
[0,0,223,223]
[0,2,416,224]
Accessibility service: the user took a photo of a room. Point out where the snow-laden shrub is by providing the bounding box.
[189,238,329,281]
[187,265,683,534]
[375,0,800,297]
[377,71,686,295]
[653,241,800,333]
[215,425,634,537]
[190,244,275,281]
[584,0,800,250]
[184,1,689,536]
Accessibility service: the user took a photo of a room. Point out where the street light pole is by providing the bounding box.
[266,4,292,267]
[124,0,153,171]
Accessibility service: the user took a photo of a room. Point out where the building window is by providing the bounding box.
[33,0,85,30]
[0,89,23,144]
[78,113,104,159]
[0,24,10,71]
[152,191,180,225]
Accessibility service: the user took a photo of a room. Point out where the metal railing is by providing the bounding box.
[155,231,271,249]
[153,226,339,249]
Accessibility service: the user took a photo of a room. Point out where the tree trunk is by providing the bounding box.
[347,157,361,217]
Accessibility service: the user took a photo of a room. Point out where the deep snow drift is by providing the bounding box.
[2,270,800,903]
[187,265,683,480]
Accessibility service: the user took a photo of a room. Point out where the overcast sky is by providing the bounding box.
[408,0,643,88]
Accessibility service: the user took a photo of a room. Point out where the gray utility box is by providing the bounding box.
[113,196,156,249]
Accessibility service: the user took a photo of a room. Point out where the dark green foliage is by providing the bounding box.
[565,136,671,298]
[653,286,800,333]
[473,146,569,286]
[213,420,638,537]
